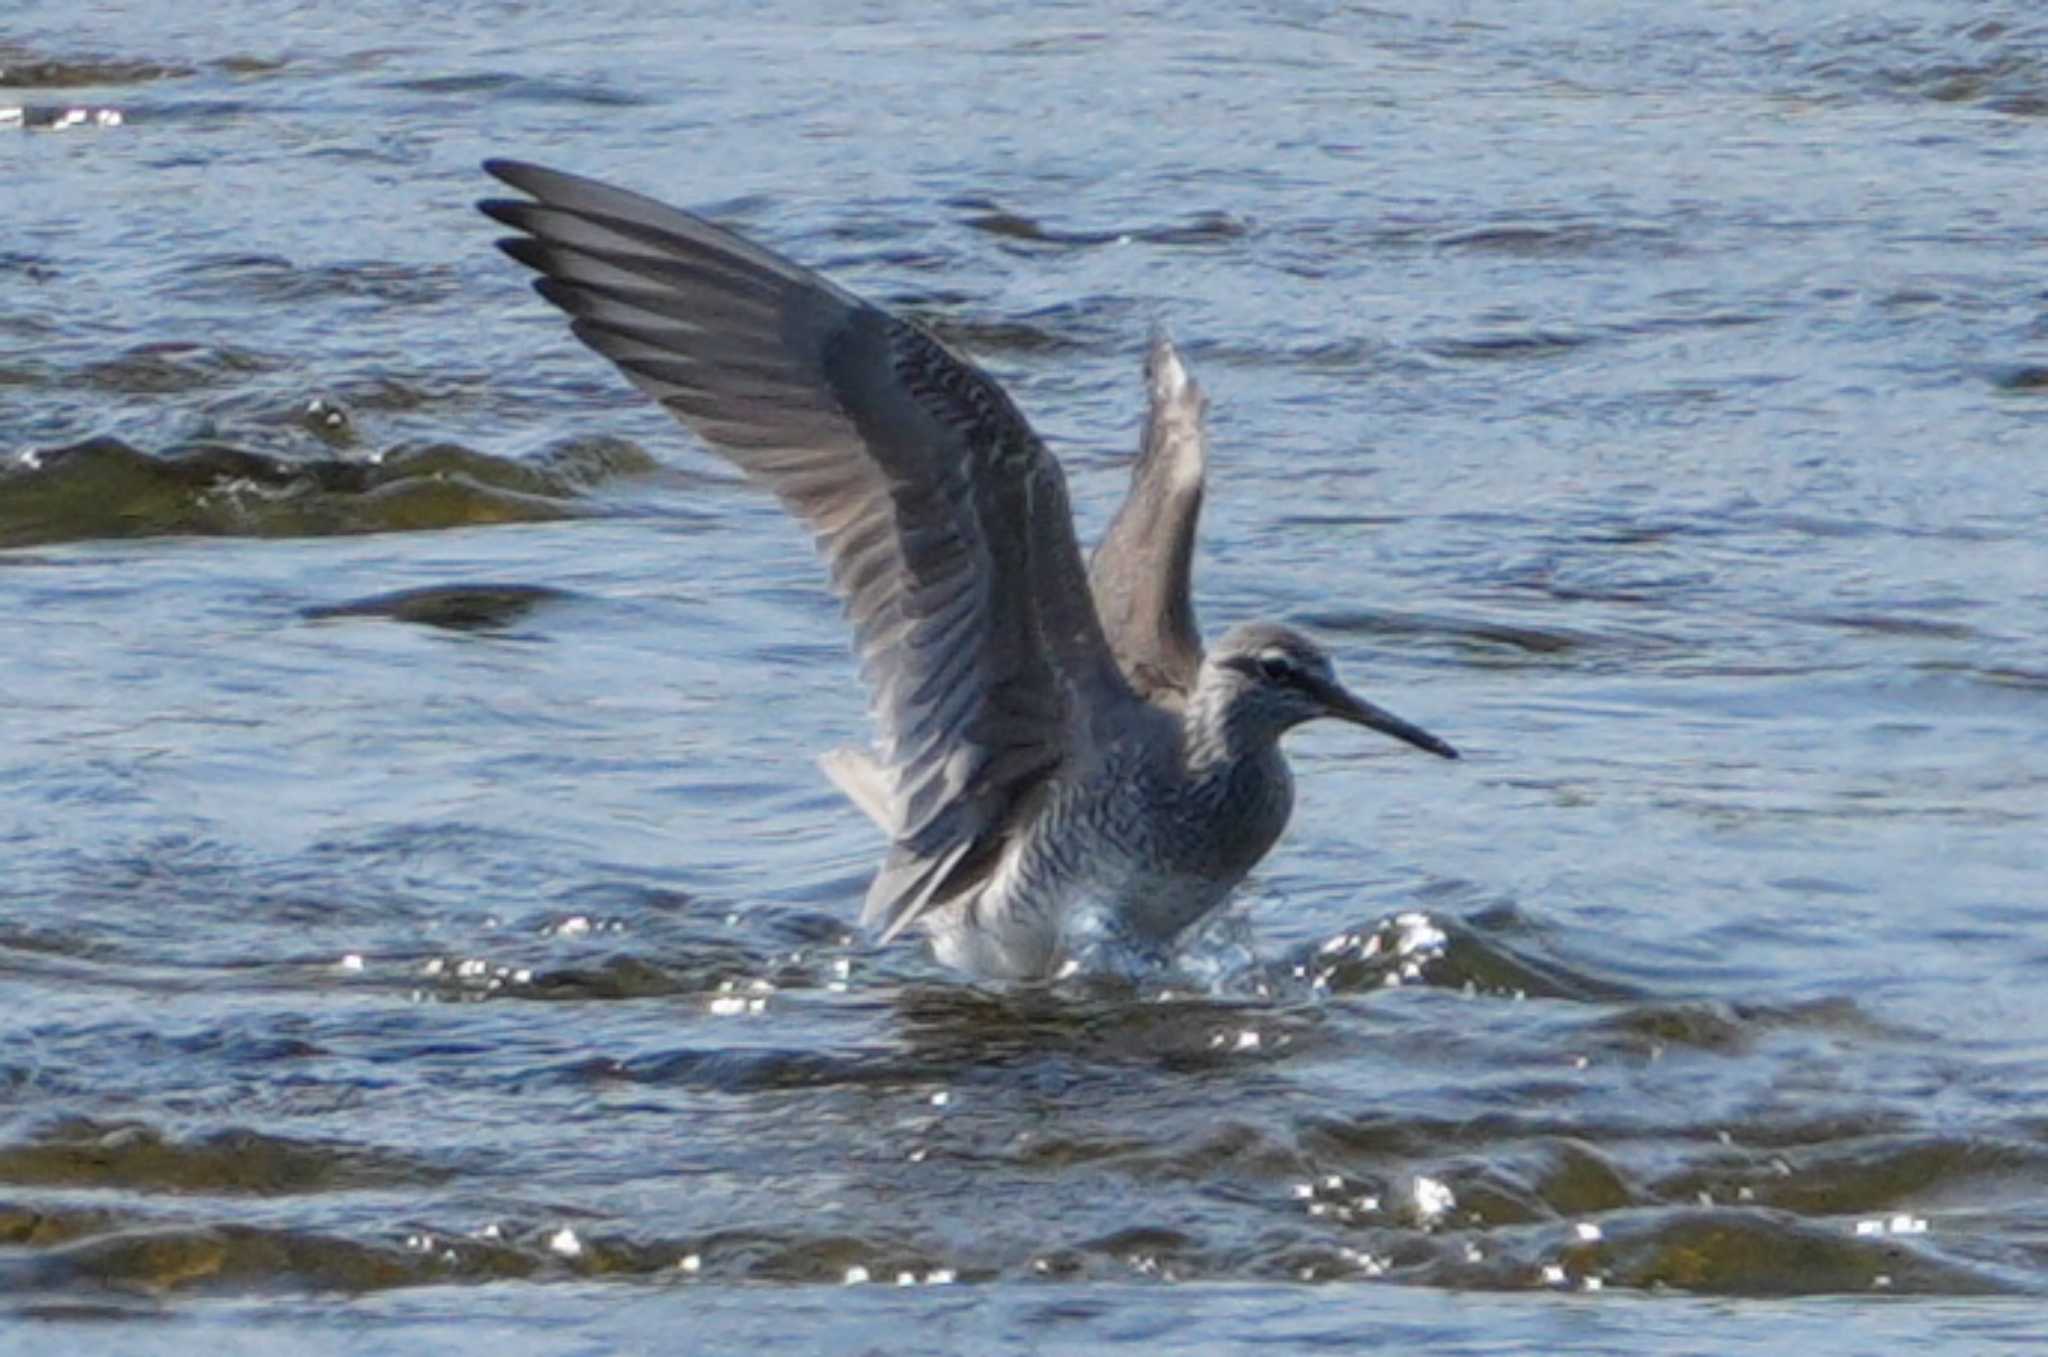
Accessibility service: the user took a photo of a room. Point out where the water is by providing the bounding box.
[4,1,2048,1350]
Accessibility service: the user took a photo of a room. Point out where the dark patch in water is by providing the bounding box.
[1990,364,2048,391]
[302,583,573,632]
[0,251,58,282]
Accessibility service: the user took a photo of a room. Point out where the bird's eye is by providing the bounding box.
[1257,654,1295,683]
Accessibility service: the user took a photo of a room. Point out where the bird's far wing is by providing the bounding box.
[1087,333,1208,700]
[480,160,1131,941]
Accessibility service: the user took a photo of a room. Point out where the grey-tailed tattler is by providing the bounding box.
[481,161,1457,980]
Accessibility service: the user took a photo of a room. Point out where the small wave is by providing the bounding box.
[0,46,190,88]
[0,104,124,131]
[1301,905,1642,1003]
[167,255,464,307]
[1432,220,1680,259]
[377,71,649,108]
[0,435,623,548]
[950,197,1248,250]
[0,1118,440,1194]
[1422,329,1599,362]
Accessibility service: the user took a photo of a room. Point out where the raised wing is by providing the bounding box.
[480,160,1131,939]
[1088,333,1208,701]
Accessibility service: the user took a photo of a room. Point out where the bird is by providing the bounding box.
[479,160,1458,981]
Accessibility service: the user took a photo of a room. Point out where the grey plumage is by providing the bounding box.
[1089,334,1208,704]
[481,160,1457,981]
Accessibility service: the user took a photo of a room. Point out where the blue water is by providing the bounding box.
[4,2,2048,1351]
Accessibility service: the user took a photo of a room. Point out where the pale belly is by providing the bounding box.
[916,737,1293,982]
[923,839,1254,982]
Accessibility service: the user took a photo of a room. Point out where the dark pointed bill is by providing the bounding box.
[1313,678,1459,760]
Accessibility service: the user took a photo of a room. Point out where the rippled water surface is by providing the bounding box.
[5,1,2048,1351]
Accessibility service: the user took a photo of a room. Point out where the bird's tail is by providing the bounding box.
[818,746,896,833]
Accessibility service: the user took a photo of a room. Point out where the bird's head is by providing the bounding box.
[1200,622,1458,758]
